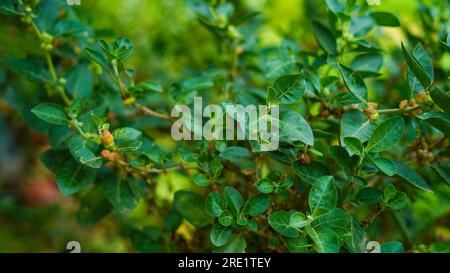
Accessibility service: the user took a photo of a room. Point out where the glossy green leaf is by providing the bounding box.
[430,87,450,115]
[309,176,337,216]
[245,194,271,216]
[401,42,432,89]
[210,223,232,247]
[192,173,210,187]
[338,63,368,105]
[56,158,96,196]
[366,116,404,152]
[279,109,314,145]
[293,161,328,185]
[418,112,450,135]
[354,187,382,205]
[268,210,301,238]
[312,21,337,55]
[214,234,246,253]
[218,211,233,226]
[224,186,243,215]
[343,137,363,156]
[306,226,340,253]
[340,110,376,147]
[370,12,400,27]
[205,192,227,217]
[267,72,306,105]
[31,103,69,125]
[256,178,274,193]
[368,156,397,176]
[394,160,433,192]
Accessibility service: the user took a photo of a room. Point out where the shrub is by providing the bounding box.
[0,0,449,253]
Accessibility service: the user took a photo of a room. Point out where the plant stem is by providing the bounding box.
[134,103,171,121]
[377,105,421,115]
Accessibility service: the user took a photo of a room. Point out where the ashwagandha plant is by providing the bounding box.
[0,0,449,253]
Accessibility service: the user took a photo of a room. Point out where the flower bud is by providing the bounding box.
[416,92,427,104]
[399,99,408,111]
[101,149,111,159]
[101,130,114,144]
[123,97,136,105]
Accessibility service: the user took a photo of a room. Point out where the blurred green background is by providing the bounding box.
[0,0,448,252]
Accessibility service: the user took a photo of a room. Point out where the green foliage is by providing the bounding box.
[0,0,449,253]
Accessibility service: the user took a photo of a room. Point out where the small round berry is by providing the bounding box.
[101,149,111,159]
[101,130,114,144]
[123,97,136,105]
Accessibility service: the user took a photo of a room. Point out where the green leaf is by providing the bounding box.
[267,72,306,105]
[368,156,397,176]
[210,223,232,247]
[293,161,328,185]
[68,135,102,169]
[31,103,69,125]
[268,210,301,238]
[219,211,233,226]
[56,158,96,196]
[256,178,274,193]
[99,175,138,214]
[244,194,271,216]
[346,216,369,253]
[385,191,407,211]
[329,146,352,175]
[351,53,383,75]
[312,21,337,55]
[192,173,210,187]
[337,63,369,105]
[285,236,310,253]
[85,48,111,74]
[407,43,434,94]
[418,112,450,135]
[381,241,404,253]
[289,212,308,229]
[325,0,345,15]
[354,187,382,205]
[349,16,375,37]
[113,127,143,152]
[431,164,450,187]
[309,176,337,216]
[219,146,253,168]
[366,116,404,152]
[343,137,363,156]
[312,208,352,235]
[214,234,246,253]
[306,226,340,253]
[129,80,163,94]
[66,64,93,98]
[1,58,51,83]
[369,12,400,27]
[340,110,376,147]
[224,186,243,215]
[205,192,227,217]
[384,184,397,201]
[0,0,19,15]
[394,160,433,192]
[430,87,450,115]
[401,42,432,89]
[174,190,211,228]
[279,109,314,145]
[111,37,133,60]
